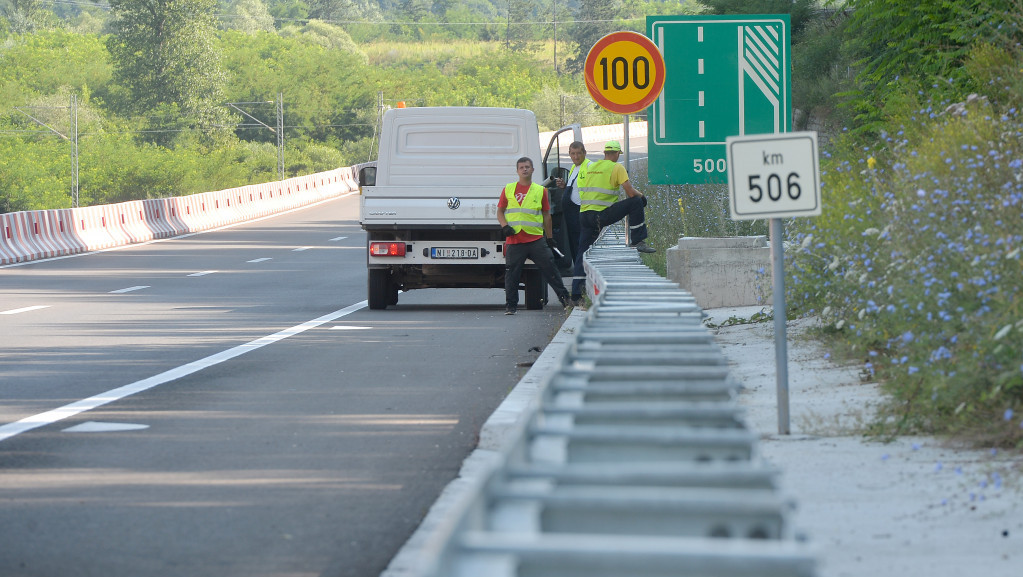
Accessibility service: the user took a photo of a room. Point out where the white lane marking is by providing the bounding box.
[699,91,705,107]
[247,258,272,263]
[0,300,368,443]
[1,305,50,315]
[698,58,704,74]
[63,421,150,433]
[698,26,703,42]
[188,270,218,277]
[328,236,348,242]
[330,326,372,330]
[109,286,150,294]
[292,247,312,252]
[699,121,705,138]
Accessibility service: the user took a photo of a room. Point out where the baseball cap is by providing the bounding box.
[604,141,622,152]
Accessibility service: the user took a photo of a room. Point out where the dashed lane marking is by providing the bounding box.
[109,286,150,294]
[63,421,150,433]
[0,305,50,315]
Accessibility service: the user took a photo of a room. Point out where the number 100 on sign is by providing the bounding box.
[726,132,821,220]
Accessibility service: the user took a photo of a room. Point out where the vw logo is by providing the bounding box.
[447,197,461,210]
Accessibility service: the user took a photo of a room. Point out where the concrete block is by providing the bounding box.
[666,236,771,309]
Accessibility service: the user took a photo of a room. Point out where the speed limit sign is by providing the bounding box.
[726,132,821,220]
[584,31,666,114]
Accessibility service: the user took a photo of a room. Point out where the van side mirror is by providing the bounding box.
[359,166,377,187]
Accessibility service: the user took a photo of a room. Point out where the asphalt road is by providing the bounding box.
[0,194,568,577]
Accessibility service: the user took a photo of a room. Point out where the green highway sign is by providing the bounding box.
[646,15,791,185]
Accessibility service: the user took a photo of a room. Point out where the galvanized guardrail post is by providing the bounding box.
[383,223,817,577]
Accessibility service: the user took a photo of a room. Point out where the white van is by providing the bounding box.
[359,107,580,309]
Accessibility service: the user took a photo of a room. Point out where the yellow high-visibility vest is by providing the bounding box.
[504,182,544,235]
[578,159,619,212]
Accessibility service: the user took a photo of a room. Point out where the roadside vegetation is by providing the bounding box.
[0,0,651,211]
[640,1,1023,448]
[1,0,1020,448]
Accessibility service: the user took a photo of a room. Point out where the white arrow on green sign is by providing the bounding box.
[646,14,792,185]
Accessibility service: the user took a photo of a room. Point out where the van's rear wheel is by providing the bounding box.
[368,269,392,310]
[524,269,545,310]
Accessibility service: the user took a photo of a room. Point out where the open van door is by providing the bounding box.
[541,124,583,274]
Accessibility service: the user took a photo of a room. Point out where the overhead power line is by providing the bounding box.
[39,1,641,26]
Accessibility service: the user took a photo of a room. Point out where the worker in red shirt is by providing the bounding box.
[497,157,572,315]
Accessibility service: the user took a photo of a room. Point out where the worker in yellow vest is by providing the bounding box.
[497,157,572,315]
[570,140,655,304]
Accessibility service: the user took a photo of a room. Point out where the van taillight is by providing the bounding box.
[369,242,406,256]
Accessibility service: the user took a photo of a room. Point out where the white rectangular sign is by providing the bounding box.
[726,131,821,220]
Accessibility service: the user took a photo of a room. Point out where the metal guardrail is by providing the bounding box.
[384,224,817,577]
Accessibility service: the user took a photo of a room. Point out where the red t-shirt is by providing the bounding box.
[498,183,550,245]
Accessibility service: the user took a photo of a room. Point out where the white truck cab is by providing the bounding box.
[359,107,580,310]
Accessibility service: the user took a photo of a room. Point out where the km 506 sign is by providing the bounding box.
[726,132,820,220]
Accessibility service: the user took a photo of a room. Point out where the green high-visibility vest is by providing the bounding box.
[578,159,619,212]
[503,182,544,235]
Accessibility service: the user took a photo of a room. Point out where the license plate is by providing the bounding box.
[431,247,479,259]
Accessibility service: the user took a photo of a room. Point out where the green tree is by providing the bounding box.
[223,0,275,33]
[840,0,1023,131]
[701,0,817,36]
[307,0,381,23]
[2,0,41,33]
[267,0,309,26]
[431,0,454,18]
[391,0,430,39]
[0,29,111,106]
[504,0,535,52]
[281,18,365,53]
[220,30,374,146]
[566,0,621,73]
[106,0,231,144]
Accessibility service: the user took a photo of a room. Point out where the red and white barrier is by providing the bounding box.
[34,209,84,257]
[1,213,30,263]
[0,216,21,263]
[103,201,154,244]
[1,163,366,265]
[142,198,185,238]
[71,205,121,252]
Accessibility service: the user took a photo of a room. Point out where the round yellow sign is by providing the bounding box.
[584,31,666,114]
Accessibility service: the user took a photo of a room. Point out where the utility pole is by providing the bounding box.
[276,92,284,181]
[225,97,284,181]
[553,0,558,75]
[369,91,384,163]
[15,96,79,207]
[70,94,79,208]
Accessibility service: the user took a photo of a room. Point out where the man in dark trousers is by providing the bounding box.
[570,140,655,305]
[554,140,591,265]
[497,157,572,315]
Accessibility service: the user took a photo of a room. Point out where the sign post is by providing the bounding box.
[584,30,666,243]
[726,131,820,434]
[584,30,667,166]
